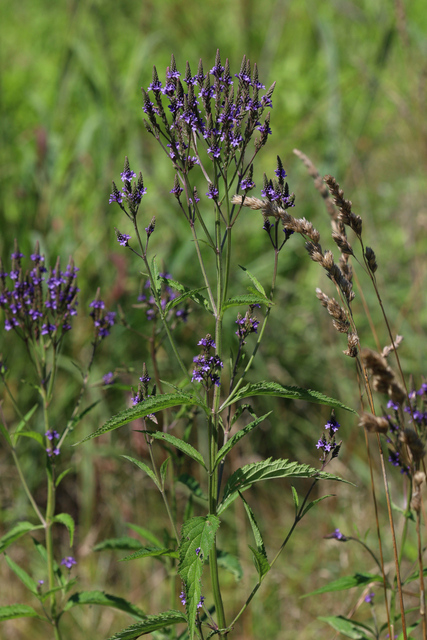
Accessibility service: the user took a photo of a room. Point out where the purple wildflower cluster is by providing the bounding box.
[192,335,223,388]
[45,429,60,457]
[316,414,341,461]
[131,364,156,422]
[109,157,147,218]
[137,273,188,324]
[325,528,347,541]
[261,156,295,210]
[0,242,79,344]
[235,304,260,344]
[89,297,116,343]
[61,556,77,569]
[383,383,427,475]
[179,590,205,610]
[142,51,274,182]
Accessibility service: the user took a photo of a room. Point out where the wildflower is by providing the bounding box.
[103,372,115,385]
[61,556,77,569]
[325,528,347,541]
[206,183,219,199]
[192,334,223,388]
[115,229,131,247]
[364,592,375,604]
[235,305,260,344]
[325,417,340,434]
[89,293,115,342]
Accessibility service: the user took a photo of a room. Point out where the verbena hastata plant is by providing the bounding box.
[282,150,427,640]
[0,246,118,638]
[81,52,356,640]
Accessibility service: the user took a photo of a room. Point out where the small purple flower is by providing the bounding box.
[61,556,77,569]
[198,336,216,349]
[116,231,131,247]
[364,592,375,604]
[45,430,59,441]
[121,168,137,183]
[325,417,340,434]
[195,547,201,556]
[206,183,219,199]
[325,528,347,541]
[89,300,105,310]
[387,399,399,411]
[240,178,255,191]
[103,372,114,385]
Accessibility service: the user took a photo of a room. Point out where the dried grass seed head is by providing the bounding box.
[399,428,425,463]
[359,412,389,434]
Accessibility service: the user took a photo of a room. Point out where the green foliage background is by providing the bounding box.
[1,0,427,638]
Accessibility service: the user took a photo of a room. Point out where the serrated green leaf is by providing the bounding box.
[76,393,203,444]
[126,523,163,548]
[15,431,44,446]
[216,550,243,581]
[303,573,383,598]
[218,458,352,515]
[221,381,356,413]
[240,494,269,579]
[222,294,272,311]
[93,536,143,552]
[150,256,161,296]
[144,431,207,470]
[0,521,44,553]
[104,610,187,639]
[10,403,38,445]
[230,404,256,427]
[160,457,170,490]
[318,616,374,639]
[239,266,267,297]
[64,591,145,620]
[214,413,271,469]
[301,494,335,517]
[55,467,73,488]
[163,284,209,313]
[248,545,270,581]
[178,516,220,640]
[68,401,100,432]
[177,474,207,501]
[53,513,75,547]
[120,547,179,562]
[121,455,160,489]
[4,555,38,594]
[0,604,44,621]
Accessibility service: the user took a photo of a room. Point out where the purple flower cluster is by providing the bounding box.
[61,556,77,569]
[261,156,295,211]
[89,297,116,342]
[325,528,347,541]
[45,429,60,457]
[109,157,147,218]
[235,304,260,344]
[137,273,188,324]
[192,335,223,388]
[316,413,341,461]
[0,243,79,344]
[142,51,275,180]
[131,365,156,422]
[179,590,205,609]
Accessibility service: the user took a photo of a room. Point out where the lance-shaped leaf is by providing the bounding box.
[4,555,38,595]
[94,537,144,552]
[64,591,145,620]
[159,276,212,313]
[217,550,243,581]
[240,494,270,579]
[221,381,356,413]
[104,610,187,640]
[144,431,207,470]
[150,256,161,296]
[177,474,207,501]
[178,516,220,640]
[126,523,163,548]
[218,458,352,515]
[302,572,383,597]
[120,547,179,562]
[121,456,160,489]
[76,393,205,444]
[222,294,272,311]
[0,521,44,553]
[318,615,374,639]
[239,266,267,297]
[10,403,38,446]
[0,604,44,622]
[214,413,272,469]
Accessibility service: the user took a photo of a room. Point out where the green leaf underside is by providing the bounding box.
[303,573,383,597]
[120,547,179,562]
[177,474,207,500]
[221,381,356,413]
[178,516,220,640]
[94,536,144,552]
[126,523,163,548]
[301,494,335,517]
[0,604,43,621]
[240,493,270,579]
[222,294,272,310]
[248,545,270,581]
[14,431,44,446]
[105,610,187,640]
[64,591,145,620]
[76,393,205,444]
[0,521,44,553]
[214,413,272,469]
[53,513,75,547]
[144,431,207,470]
[218,458,352,515]
[319,615,374,639]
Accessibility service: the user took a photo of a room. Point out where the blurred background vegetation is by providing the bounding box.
[1,0,426,638]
